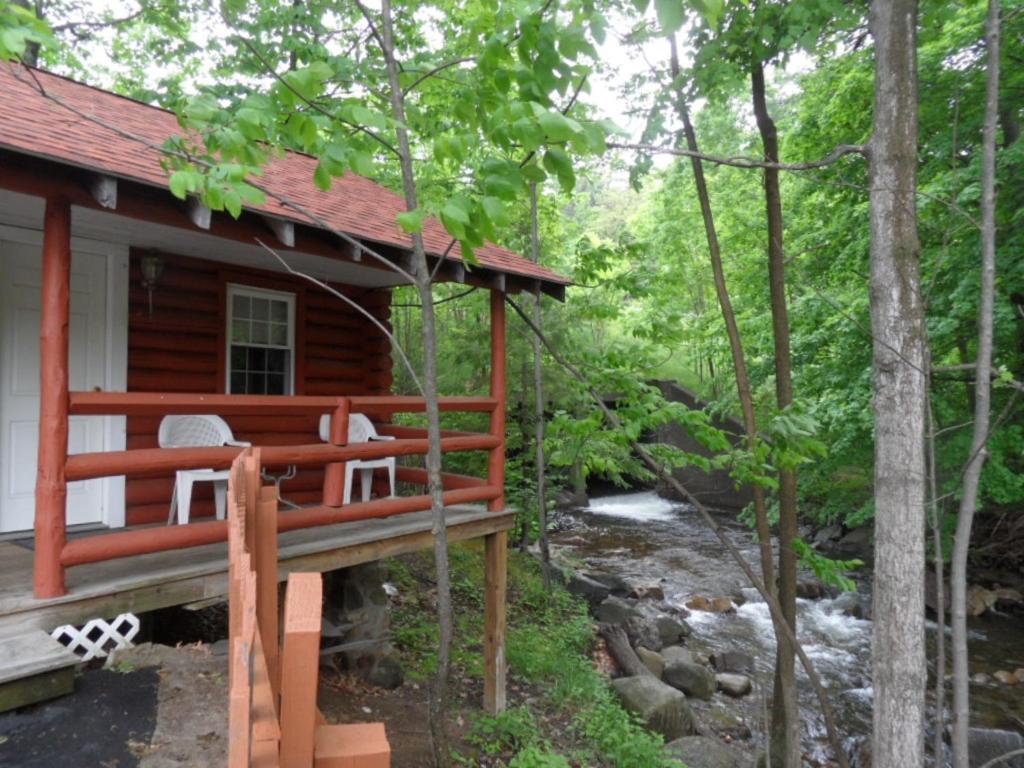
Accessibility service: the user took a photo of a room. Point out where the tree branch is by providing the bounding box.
[607,140,867,171]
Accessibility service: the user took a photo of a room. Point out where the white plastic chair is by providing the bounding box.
[318,413,396,504]
[158,415,251,525]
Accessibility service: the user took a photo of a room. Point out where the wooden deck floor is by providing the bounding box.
[0,505,514,637]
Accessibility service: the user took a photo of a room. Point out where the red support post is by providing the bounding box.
[323,398,350,507]
[488,289,507,512]
[34,197,72,598]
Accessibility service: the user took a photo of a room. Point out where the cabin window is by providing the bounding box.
[226,284,295,395]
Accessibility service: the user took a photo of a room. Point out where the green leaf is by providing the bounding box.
[349,150,374,176]
[168,170,191,200]
[313,161,332,191]
[542,147,575,192]
[655,0,685,33]
[538,111,583,143]
[396,208,428,234]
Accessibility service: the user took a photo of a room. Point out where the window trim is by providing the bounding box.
[225,283,296,395]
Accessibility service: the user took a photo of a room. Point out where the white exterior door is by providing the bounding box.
[0,227,128,533]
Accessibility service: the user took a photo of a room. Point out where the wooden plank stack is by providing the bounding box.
[227,447,391,768]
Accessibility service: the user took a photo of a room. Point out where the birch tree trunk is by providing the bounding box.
[951,2,1000,766]
[868,2,929,766]
[379,2,453,763]
[529,183,551,579]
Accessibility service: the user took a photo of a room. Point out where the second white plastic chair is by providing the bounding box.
[318,413,397,504]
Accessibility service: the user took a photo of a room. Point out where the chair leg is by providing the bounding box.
[167,479,179,526]
[387,459,396,498]
[343,462,355,505]
[214,480,227,520]
[176,474,195,525]
[360,468,373,502]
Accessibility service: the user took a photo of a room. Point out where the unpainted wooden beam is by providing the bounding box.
[188,196,212,230]
[89,175,117,209]
[263,215,295,247]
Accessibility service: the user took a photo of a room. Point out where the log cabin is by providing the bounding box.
[0,62,569,712]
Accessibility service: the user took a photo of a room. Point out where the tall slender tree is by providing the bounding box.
[868,1,929,766]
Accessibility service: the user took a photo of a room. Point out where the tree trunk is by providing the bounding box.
[529,183,551,579]
[668,36,776,597]
[927,403,947,766]
[598,623,654,678]
[868,2,929,766]
[751,58,800,768]
[379,3,452,764]
[951,3,1000,766]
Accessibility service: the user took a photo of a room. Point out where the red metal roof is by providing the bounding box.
[0,63,569,287]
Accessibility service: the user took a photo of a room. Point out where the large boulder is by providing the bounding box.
[611,675,696,741]
[664,735,750,768]
[716,673,753,698]
[832,590,865,619]
[711,650,755,676]
[663,659,716,700]
[635,646,665,679]
[656,614,692,644]
[626,616,664,651]
[662,646,695,666]
[595,596,641,625]
[567,573,611,606]
[969,728,1024,768]
[587,571,633,597]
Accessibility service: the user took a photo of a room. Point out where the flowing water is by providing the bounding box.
[551,491,1024,766]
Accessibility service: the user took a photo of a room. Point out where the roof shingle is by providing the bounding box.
[0,63,568,287]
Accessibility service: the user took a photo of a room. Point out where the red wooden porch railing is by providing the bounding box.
[227,447,390,768]
[35,393,503,591]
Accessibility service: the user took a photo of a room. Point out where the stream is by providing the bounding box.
[550,491,1024,766]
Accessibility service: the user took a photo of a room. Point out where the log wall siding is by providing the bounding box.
[125,250,393,526]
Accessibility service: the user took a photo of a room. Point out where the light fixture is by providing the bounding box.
[140,252,164,318]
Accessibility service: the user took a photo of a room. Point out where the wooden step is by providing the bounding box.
[315,723,391,767]
[0,630,80,712]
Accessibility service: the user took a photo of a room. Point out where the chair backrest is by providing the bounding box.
[159,414,236,448]
[318,413,377,444]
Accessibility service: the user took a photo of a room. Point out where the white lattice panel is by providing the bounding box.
[51,613,140,660]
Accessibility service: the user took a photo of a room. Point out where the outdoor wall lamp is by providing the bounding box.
[140,252,164,318]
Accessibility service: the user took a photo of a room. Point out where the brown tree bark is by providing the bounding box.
[598,624,654,678]
[529,182,551,578]
[951,2,1000,766]
[868,1,929,766]
[750,58,800,768]
[379,2,453,764]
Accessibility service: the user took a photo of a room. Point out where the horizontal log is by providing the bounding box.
[277,486,501,532]
[129,350,217,374]
[128,331,219,355]
[128,370,217,393]
[65,435,501,481]
[70,392,497,416]
[396,467,488,490]
[62,485,500,566]
[128,286,220,315]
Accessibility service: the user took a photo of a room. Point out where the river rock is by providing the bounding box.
[656,614,691,644]
[595,596,641,624]
[813,522,843,548]
[967,585,999,617]
[969,728,1024,768]
[687,596,736,613]
[993,669,1020,685]
[626,616,664,651]
[662,645,695,666]
[995,587,1024,610]
[366,655,404,689]
[664,659,717,700]
[664,735,749,768]
[587,571,633,597]
[711,650,755,676]
[636,646,665,678]
[835,525,872,559]
[716,673,753,698]
[796,579,831,600]
[611,675,696,740]
[567,573,610,605]
[972,672,993,685]
[832,590,865,619]
[631,584,666,601]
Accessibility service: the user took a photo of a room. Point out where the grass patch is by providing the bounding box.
[388,542,678,767]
